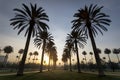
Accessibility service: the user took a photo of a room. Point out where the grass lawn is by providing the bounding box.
[0,70,120,80]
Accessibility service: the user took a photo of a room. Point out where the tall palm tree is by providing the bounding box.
[33,51,39,63]
[50,46,58,70]
[3,46,13,67]
[10,3,49,76]
[28,52,32,63]
[62,49,69,70]
[72,4,111,76]
[65,38,74,71]
[34,31,53,72]
[113,49,120,63]
[45,39,54,71]
[82,51,87,64]
[104,48,111,62]
[67,31,86,73]
[18,49,24,62]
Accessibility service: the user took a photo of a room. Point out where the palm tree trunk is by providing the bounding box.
[108,54,111,62]
[84,55,87,64]
[3,54,8,68]
[17,23,34,76]
[69,49,72,72]
[88,25,105,76]
[33,55,36,63]
[75,40,81,73]
[116,54,120,63]
[69,56,72,71]
[48,52,50,71]
[40,40,46,72]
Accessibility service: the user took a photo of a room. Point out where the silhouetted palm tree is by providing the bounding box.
[34,31,53,72]
[50,46,58,70]
[3,46,13,67]
[89,52,93,62]
[82,51,87,64]
[10,3,49,76]
[67,31,86,73]
[65,38,74,71]
[113,49,120,63]
[28,52,32,63]
[72,4,111,76]
[18,49,24,62]
[104,48,111,62]
[45,38,54,71]
[33,51,39,63]
[62,49,69,70]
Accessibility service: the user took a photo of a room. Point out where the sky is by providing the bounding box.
[0,0,120,65]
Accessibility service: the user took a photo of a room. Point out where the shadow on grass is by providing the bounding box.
[0,70,120,80]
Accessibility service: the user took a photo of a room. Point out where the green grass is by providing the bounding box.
[0,70,120,80]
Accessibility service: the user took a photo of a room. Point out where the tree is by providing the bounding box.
[3,46,13,67]
[65,38,74,71]
[45,39,54,71]
[62,49,69,70]
[67,31,86,73]
[72,4,111,76]
[104,48,111,62]
[28,52,32,63]
[89,52,93,62]
[82,51,87,64]
[10,3,49,76]
[50,46,58,70]
[18,49,24,62]
[113,49,120,63]
[34,31,53,72]
[33,51,39,63]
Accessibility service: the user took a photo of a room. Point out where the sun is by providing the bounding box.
[43,55,49,65]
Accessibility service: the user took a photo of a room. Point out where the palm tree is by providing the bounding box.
[28,52,32,63]
[62,50,69,70]
[50,46,58,70]
[89,52,93,62]
[104,48,111,62]
[10,3,49,76]
[18,49,24,62]
[72,4,111,76]
[45,39,54,71]
[67,31,86,73]
[65,38,74,71]
[82,51,87,64]
[113,49,120,63]
[33,51,39,63]
[3,46,13,67]
[34,31,53,72]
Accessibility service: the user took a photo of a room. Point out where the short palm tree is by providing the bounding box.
[82,51,87,64]
[72,4,111,76]
[104,48,111,62]
[3,46,13,67]
[89,52,93,62]
[33,51,39,63]
[28,52,32,63]
[67,31,86,73]
[34,31,53,72]
[10,3,49,76]
[113,49,120,63]
[18,49,24,62]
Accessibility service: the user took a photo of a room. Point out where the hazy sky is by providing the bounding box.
[0,0,120,64]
